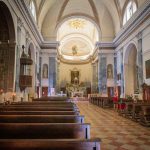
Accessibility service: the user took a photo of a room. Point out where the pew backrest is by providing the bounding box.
[0,138,101,150]
[0,115,84,123]
[0,123,90,139]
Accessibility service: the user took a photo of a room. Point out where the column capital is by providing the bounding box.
[136,32,142,40]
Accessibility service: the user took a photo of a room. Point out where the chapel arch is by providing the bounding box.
[0,1,16,92]
[124,43,138,96]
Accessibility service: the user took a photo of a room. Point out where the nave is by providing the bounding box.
[77,102,150,150]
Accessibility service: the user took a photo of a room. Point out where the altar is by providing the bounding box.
[72,91,84,97]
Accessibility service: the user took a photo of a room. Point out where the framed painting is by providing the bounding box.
[145,60,150,79]
[71,71,79,84]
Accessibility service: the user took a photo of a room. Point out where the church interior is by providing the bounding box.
[0,0,150,149]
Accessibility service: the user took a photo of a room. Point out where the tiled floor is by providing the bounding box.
[76,101,150,150]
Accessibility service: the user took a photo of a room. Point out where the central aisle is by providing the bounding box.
[77,101,150,150]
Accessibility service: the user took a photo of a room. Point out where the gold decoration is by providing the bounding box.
[69,19,86,29]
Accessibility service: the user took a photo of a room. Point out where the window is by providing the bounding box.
[29,0,36,21]
[123,1,137,25]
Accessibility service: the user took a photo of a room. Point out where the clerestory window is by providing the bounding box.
[123,1,137,25]
[29,0,36,21]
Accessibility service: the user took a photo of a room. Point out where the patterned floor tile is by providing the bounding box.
[77,101,150,150]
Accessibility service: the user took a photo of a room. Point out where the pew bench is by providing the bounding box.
[0,123,90,139]
[0,106,78,111]
[140,106,150,126]
[0,138,101,150]
[0,115,84,123]
[0,110,80,115]
[11,101,76,105]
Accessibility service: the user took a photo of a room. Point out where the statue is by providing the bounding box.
[107,64,113,79]
[72,45,78,56]
[43,64,48,78]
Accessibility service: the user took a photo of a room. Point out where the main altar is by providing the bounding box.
[65,68,87,97]
[66,83,86,97]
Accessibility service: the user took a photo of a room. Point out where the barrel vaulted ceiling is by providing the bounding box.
[26,0,146,41]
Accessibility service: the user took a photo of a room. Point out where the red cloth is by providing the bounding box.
[113,96,118,103]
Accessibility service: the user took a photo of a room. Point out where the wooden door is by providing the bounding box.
[42,87,48,97]
[107,87,114,97]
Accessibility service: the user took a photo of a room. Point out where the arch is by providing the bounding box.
[0,1,15,42]
[55,15,101,41]
[122,0,138,25]
[56,16,100,62]
[124,43,138,96]
[0,1,16,92]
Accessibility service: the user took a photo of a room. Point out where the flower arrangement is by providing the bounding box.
[126,94,133,101]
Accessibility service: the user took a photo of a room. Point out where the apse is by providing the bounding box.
[57,17,99,63]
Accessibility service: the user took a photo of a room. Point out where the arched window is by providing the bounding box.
[29,0,36,21]
[123,0,137,25]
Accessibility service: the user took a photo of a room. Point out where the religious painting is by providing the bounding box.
[145,59,150,79]
[107,64,113,79]
[42,64,48,78]
[71,71,79,84]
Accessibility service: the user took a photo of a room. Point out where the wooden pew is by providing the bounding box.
[2,105,77,109]
[11,101,74,105]
[0,106,78,111]
[131,103,150,121]
[33,96,69,102]
[0,123,90,139]
[0,110,80,115]
[140,105,150,126]
[122,102,133,118]
[10,104,76,107]
[0,138,101,150]
[0,115,84,123]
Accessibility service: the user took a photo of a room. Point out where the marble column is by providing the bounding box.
[39,57,42,97]
[49,57,56,93]
[137,32,143,92]
[98,53,107,94]
[91,63,97,92]
[56,59,60,92]
[114,53,117,86]
[121,50,124,97]
[15,26,21,92]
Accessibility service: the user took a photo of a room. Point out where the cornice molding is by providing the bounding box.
[14,0,43,44]
[40,41,60,49]
[96,42,115,49]
[114,0,150,47]
[13,0,150,55]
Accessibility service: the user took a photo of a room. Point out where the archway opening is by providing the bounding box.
[0,1,15,92]
[57,17,99,63]
[124,44,137,96]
